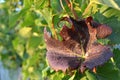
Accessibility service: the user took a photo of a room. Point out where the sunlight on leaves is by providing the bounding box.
[19,27,32,38]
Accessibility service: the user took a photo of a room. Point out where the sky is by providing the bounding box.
[0,0,5,3]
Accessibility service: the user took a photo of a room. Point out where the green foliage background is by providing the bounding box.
[0,0,120,80]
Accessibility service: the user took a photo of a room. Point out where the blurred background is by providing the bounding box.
[0,0,120,80]
[0,0,47,80]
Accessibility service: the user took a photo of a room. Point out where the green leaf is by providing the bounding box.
[9,13,21,27]
[51,0,61,13]
[99,5,109,13]
[39,7,58,38]
[34,0,46,9]
[87,0,120,20]
[94,0,120,10]
[42,66,55,79]
[113,49,120,69]
[22,11,37,26]
[82,1,99,17]
[28,36,43,48]
[100,7,120,20]
[12,37,24,57]
[97,38,110,45]
[68,73,76,80]
[40,8,52,27]
[62,75,71,80]
[85,70,98,80]
[107,18,120,44]
[9,8,28,27]
[52,72,64,80]
[23,0,33,8]
[73,70,87,80]
[19,27,32,38]
[97,61,120,80]
[29,53,40,66]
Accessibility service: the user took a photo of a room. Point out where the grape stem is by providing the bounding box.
[65,0,78,20]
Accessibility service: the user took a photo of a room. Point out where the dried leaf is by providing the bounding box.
[80,44,113,72]
[46,51,81,72]
[63,17,90,51]
[96,24,112,38]
[80,17,113,72]
[44,16,113,73]
[85,16,112,38]
[44,28,82,72]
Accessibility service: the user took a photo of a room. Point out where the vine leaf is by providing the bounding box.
[44,16,113,73]
[44,27,82,72]
[96,24,112,38]
[80,17,113,72]
[81,44,113,72]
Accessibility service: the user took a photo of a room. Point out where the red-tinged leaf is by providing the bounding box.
[85,17,97,47]
[85,16,112,39]
[79,17,113,72]
[46,51,81,72]
[44,16,113,73]
[80,44,113,72]
[61,17,89,42]
[96,24,112,38]
[60,25,78,42]
[44,28,82,72]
